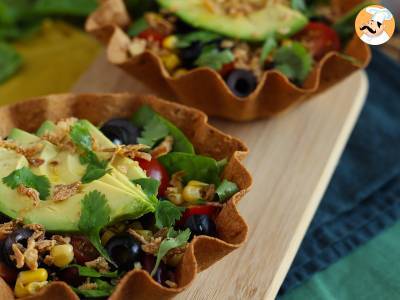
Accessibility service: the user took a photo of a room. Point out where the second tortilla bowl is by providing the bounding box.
[86,0,371,121]
[0,93,251,299]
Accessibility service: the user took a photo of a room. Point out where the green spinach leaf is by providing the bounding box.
[158,152,222,185]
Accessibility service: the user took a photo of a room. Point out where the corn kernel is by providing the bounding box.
[101,230,115,245]
[182,181,209,203]
[17,269,48,284]
[15,269,48,298]
[161,53,181,72]
[174,68,189,77]
[26,281,48,295]
[162,35,178,50]
[50,244,74,268]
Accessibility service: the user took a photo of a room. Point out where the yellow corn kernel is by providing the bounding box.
[101,230,115,245]
[17,269,48,285]
[161,53,181,72]
[15,269,48,298]
[26,281,48,295]
[135,230,153,241]
[50,244,74,268]
[174,68,189,77]
[182,181,209,203]
[162,35,178,50]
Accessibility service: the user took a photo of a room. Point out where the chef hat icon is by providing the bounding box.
[366,7,393,24]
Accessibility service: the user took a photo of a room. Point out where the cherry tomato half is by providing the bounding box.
[295,22,341,60]
[136,158,169,197]
[177,205,219,226]
[70,236,99,264]
[138,28,165,43]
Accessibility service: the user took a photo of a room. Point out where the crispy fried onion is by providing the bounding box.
[0,219,21,240]
[17,185,40,207]
[52,181,82,202]
[85,257,110,274]
[41,118,78,152]
[0,139,45,167]
[151,136,173,159]
[8,224,71,269]
[101,144,151,162]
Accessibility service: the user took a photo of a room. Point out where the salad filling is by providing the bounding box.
[124,0,366,97]
[0,106,239,298]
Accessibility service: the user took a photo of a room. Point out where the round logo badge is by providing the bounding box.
[355,5,396,46]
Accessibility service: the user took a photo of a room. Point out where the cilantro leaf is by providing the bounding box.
[67,264,118,278]
[78,191,115,265]
[132,106,194,154]
[132,178,160,197]
[274,42,313,83]
[195,46,234,70]
[71,121,109,183]
[0,42,22,83]
[70,120,93,153]
[158,152,222,185]
[155,200,185,229]
[177,31,221,48]
[137,116,169,148]
[151,228,190,276]
[72,278,114,298]
[215,179,239,203]
[2,167,51,200]
[80,152,110,184]
[127,16,149,36]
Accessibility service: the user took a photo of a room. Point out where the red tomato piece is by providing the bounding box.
[138,28,165,43]
[70,236,99,264]
[295,22,341,60]
[136,158,169,197]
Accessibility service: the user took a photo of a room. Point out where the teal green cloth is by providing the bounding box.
[283,220,400,300]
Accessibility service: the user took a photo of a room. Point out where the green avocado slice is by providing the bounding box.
[23,180,154,232]
[157,0,308,41]
[1,122,156,232]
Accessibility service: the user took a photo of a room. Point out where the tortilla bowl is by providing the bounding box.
[0,93,252,299]
[86,0,371,121]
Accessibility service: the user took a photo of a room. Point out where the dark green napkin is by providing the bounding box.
[280,49,400,294]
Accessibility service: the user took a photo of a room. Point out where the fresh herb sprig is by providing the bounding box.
[2,167,51,200]
[155,200,185,229]
[78,191,115,266]
[70,121,109,183]
[151,228,191,276]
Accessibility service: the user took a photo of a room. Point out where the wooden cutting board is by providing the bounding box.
[72,53,369,300]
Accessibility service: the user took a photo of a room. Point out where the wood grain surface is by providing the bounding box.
[72,53,369,300]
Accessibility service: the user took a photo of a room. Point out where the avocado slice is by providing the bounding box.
[36,120,147,181]
[0,122,157,232]
[0,149,31,219]
[23,180,154,232]
[158,0,308,41]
